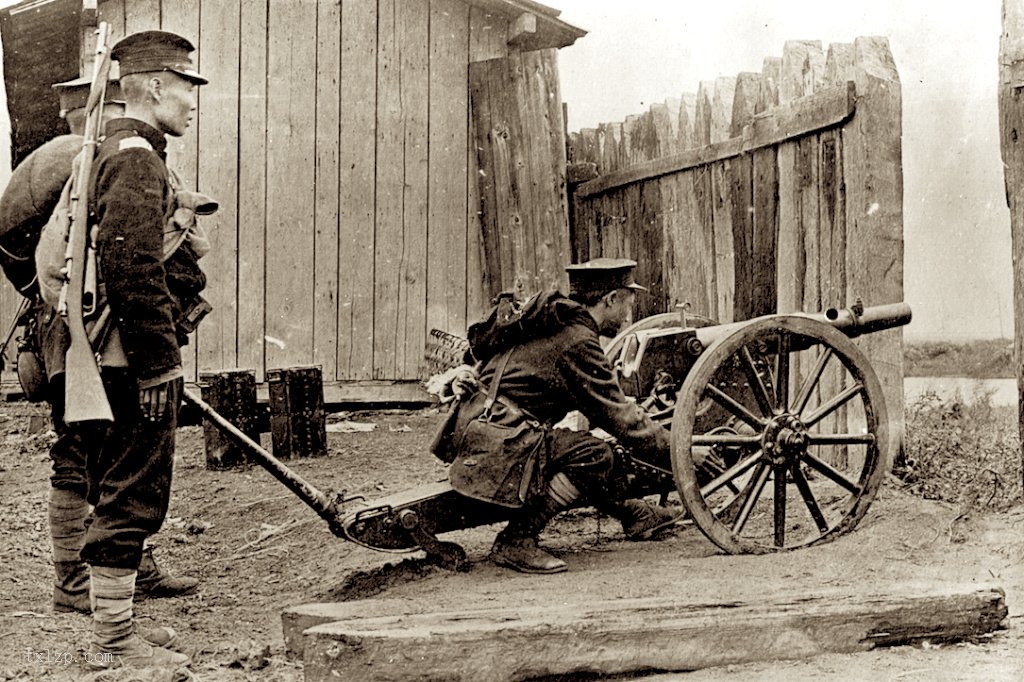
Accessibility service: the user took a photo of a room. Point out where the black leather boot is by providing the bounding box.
[53,560,91,614]
[490,495,568,574]
[601,498,683,541]
[135,547,199,600]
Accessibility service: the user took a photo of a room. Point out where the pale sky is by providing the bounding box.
[555,0,1013,342]
[0,0,1010,342]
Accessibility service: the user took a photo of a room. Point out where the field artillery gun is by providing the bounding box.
[186,301,911,567]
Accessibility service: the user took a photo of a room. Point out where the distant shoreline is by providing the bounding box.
[904,339,1013,379]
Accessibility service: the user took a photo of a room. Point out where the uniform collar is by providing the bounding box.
[104,117,168,156]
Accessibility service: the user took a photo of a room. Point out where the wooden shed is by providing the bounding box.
[0,0,584,402]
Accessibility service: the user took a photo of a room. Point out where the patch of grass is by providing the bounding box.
[896,386,1022,513]
[904,339,1014,378]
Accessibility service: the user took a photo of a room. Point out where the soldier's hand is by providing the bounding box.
[139,381,171,422]
[450,364,481,398]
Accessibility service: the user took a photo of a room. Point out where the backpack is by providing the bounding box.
[0,134,84,298]
[34,149,218,310]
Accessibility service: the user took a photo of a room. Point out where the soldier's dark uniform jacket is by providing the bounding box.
[40,118,206,380]
[93,118,206,376]
[440,291,670,506]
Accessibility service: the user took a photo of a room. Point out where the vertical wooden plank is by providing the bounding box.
[824,42,856,88]
[124,0,158,32]
[756,56,781,114]
[338,0,377,379]
[731,72,761,137]
[637,178,665,317]
[374,0,403,378]
[751,147,777,317]
[650,102,674,157]
[780,40,825,103]
[843,36,904,451]
[998,3,1024,488]
[265,0,316,369]
[775,142,800,314]
[730,153,754,320]
[466,105,487,323]
[677,93,696,150]
[428,0,470,337]
[711,76,736,143]
[313,0,341,380]
[98,0,126,42]
[160,0,199,380]
[518,49,570,294]
[396,0,429,379]
[798,136,821,313]
[693,165,716,317]
[196,0,240,374]
[672,170,711,316]
[468,6,506,62]
[236,0,267,380]
[710,160,734,323]
[692,81,713,147]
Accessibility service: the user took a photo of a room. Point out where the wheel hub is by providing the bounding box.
[762,414,808,465]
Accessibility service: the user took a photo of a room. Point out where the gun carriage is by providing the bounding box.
[186,300,911,568]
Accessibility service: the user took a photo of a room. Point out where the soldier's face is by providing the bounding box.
[600,288,636,336]
[153,73,197,137]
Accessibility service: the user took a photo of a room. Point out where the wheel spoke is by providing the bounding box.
[802,383,863,427]
[802,452,861,494]
[773,463,787,547]
[789,460,830,533]
[706,384,768,430]
[807,432,875,446]
[691,433,762,447]
[700,450,762,497]
[740,346,775,415]
[730,462,771,534]
[792,347,833,415]
[774,332,790,412]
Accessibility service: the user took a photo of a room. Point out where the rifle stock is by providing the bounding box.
[62,22,112,423]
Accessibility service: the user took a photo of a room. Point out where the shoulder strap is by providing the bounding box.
[482,348,514,413]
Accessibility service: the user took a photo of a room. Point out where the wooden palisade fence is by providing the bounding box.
[999,0,1024,489]
[568,37,905,441]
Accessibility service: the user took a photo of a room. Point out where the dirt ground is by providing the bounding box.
[0,400,1022,682]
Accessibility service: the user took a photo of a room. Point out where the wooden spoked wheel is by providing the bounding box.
[671,316,890,554]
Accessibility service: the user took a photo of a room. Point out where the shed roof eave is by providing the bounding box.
[462,0,587,50]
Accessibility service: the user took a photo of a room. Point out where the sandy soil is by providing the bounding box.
[0,400,1021,681]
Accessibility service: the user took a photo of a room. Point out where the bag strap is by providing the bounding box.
[482,348,514,413]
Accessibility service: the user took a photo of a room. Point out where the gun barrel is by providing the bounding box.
[820,302,912,337]
[692,302,912,350]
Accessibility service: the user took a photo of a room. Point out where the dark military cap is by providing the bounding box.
[565,257,647,296]
[110,30,207,85]
[51,75,124,117]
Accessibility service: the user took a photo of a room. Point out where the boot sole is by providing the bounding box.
[490,552,568,574]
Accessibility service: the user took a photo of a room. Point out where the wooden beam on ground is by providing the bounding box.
[577,81,856,198]
[300,585,1007,682]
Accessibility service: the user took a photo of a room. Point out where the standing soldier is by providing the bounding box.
[37,77,199,617]
[39,30,210,670]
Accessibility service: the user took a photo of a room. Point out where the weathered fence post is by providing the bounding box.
[998,0,1024,489]
[842,36,904,454]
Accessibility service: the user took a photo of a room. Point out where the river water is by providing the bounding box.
[904,377,1017,406]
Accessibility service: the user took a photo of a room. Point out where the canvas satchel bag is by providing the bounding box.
[448,349,548,508]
